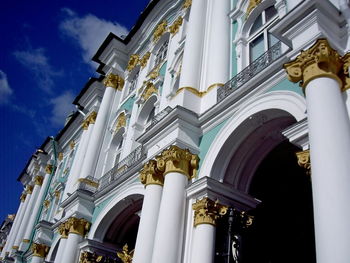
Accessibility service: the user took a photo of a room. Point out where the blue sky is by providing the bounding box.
[0,0,150,220]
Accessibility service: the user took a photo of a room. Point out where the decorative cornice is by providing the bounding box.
[140,52,151,68]
[127,54,140,72]
[45,164,54,174]
[284,39,350,91]
[31,243,50,258]
[192,198,228,226]
[103,73,125,91]
[26,185,33,194]
[156,145,199,179]
[139,160,164,186]
[66,217,91,236]
[182,0,192,9]
[296,149,311,175]
[115,112,126,132]
[58,221,69,239]
[141,82,158,101]
[117,244,134,263]
[82,111,97,130]
[20,193,27,202]
[169,16,183,35]
[34,175,44,186]
[153,20,168,43]
[246,0,262,16]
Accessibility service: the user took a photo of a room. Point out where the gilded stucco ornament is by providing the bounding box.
[147,63,161,79]
[26,185,33,194]
[54,189,61,200]
[246,0,262,16]
[115,112,126,132]
[34,175,44,186]
[43,199,50,209]
[82,111,97,130]
[127,54,140,72]
[296,149,311,175]
[58,152,64,161]
[139,159,164,186]
[45,164,54,174]
[103,73,125,91]
[140,52,151,68]
[77,178,99,188]
[192,198,228,226]
[169,16,183,35]
[117,244,134,263]
[284,39,350,91]
[31,243,50,258]
[79,251,114,263]
[58,221,69,239]
[70,140,76,149]
[153,20,168,43]
[156,145,199,179]
[20,193,27,202]
[182,0,192,9]
[141,82,158,101]
[66,217,91,236]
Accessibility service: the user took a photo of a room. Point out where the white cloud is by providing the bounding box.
[0,70,13,104]
[59,8,128,65]
[13,48,62,94]
[50,91,75,127]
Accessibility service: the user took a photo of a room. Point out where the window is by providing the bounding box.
[155,40,169,66]
[249,6,278,62]
[114,139,123,166]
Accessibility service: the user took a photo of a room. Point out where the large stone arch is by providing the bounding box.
[199,91,306,187]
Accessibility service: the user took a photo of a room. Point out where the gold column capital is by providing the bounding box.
[103,73,125,91]
[82,111,97,130]
[284,38,350,90]
[153,20,168,43]
[296,149,311,175]
[182,0,192,9]
[115,112,126,132]
[127,54,140,72]
[117,244,134,263]
[156,145,199,180]
[20,193,27,202]
[139,52,151,68]
[140,160,164,186]
[34,175,44,186]
[31,243,50,258]
[58,221,69,239]
[26,185,33,194]
[66,217,91,236]
[45,164,54,174]
[192,197,228,227]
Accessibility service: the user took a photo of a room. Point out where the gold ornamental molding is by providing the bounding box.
[82,111,97,130]
[70,140,76,149]
[115,112,127,132]
[153,20,168,43]
[31,243,50,258]
[175,83,224,98]
[58,221,69,239]
[140,52,151,68]
[45,164,54,174]
[182,0,192,9]
[20,193,27,202]
[26,185,33,194]
[117,244,134,263]
[141,82,158,101]
[127,54,140,72]
[147,63,162,80]
[140,160,164,186]
[54,189,61,201]
[66,217,91,236]
[79,251,116,263]
[22,239,30,243]
[284,38,350,91]
[103,73,125,91]
[43,199,50,209]
[12,246,19,250]
[246,0,262,16]
[156,145,199,179]
[169,16,183,35]
[192,198,228,227]
[34,175,44,186]
[296,149,311,175]
[77,178,99,188]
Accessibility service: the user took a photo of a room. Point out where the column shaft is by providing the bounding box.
[190,224,216,263]
[31,256,44,263]
[59,233,82,263]
[54,237,67,263]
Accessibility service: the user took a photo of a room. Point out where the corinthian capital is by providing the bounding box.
[66,217,91,236]
[156,145,199,179]
[58,221,69,239]
[296,149,311,175]
[284,39,348,90]
[31,243,50,258]
[34,175,44,186]
[192,198,228,226]
[103,73,125,91]
[140,160,164,186]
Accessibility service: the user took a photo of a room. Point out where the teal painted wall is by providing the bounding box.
[120,96,136,112]
[198,120,228,171]
[91,196,114,224]
[268,77,304,96]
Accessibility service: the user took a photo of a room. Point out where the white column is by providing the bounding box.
[79,74,123,180]
[179,0,207,90]
[54,237,67,263]
[190,198,227,263]
[284,39,350,263]
[151,146,199,263]
[20,175,48,251]
[31,256,44,263]
[12,186,34,251]
[133,161,163,263]
[0,193,26,258]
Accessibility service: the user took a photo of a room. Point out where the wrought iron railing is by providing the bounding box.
[145,106,173,132]
[218,41,282,102]
[98,145,145,191]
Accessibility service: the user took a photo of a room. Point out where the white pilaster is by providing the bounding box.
[190,224,216,263]
[59,233,82,263]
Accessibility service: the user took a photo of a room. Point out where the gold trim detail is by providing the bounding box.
[140,160,164,186]
[182,0,192,9]
[12,246,19,250]
[140,52,151,68]
[103,73,125,91]
[58,221,69,239]
[58,152,63,161]
[296,149,311,175]
[115,112,126,132]
[82,111,97,130]
[65,217,91,236]
[43,200,50,209]
[31,243,50,258]
[176,83,224,98]
[192,198,228,226]
[79,251,115,263]
[77,178,99,188]
[34,175,44,186]
[153,20,168,43]
[246,0,262,16]
[26,185,33,194]
[284,38,350,91]
[127,54,140,72]
[70,140,76,149]
[147,63,162,80]
[45,164,54,174]
[54,190,61,200]
[20,193,27,202]
[169,16,183,35]
[141,82,158,101]
[22,239,30,243]
[156,145,199,179]
[117,244,134,263]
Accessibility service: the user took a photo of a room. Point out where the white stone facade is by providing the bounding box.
[2,0,350,262]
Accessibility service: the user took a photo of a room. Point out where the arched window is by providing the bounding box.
[114,139,123,166]
[249,6,278,62]
[155,40,169,66]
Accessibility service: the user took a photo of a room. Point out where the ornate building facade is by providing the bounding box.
[1,0,350,262]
